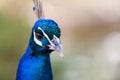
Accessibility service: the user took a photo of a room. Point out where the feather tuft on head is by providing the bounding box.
[33,0,44,19]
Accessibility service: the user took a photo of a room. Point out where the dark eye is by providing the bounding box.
[35,32,44,40]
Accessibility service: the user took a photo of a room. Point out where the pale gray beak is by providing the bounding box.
[48,35,63,57]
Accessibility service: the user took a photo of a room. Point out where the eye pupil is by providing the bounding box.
[36,32,43,40]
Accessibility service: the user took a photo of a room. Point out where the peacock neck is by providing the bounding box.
[30,52,53,80]
[16,45,53,80]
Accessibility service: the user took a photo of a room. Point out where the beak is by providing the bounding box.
[48,35,63,57]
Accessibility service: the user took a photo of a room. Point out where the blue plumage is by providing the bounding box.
[16,0,62,80]
[16,0,63,79]
[16,19,62,80]
[16,45,52,80]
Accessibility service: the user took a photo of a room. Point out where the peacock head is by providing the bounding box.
[30,19,63,56]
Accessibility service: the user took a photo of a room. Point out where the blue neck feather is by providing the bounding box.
[16,45,53,80]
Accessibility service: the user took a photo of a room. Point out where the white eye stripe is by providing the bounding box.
[38,27,54,46]
[33,31,42,46]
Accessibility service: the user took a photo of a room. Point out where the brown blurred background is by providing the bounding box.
[0,0,120,80]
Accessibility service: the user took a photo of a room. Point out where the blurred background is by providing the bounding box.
[0,0,120,80]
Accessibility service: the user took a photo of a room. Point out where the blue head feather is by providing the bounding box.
[16,19,61,80]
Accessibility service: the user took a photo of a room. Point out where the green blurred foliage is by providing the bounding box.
[0,12,30,80]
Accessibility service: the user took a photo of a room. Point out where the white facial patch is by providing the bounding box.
[33,31,42,46]
[33,27,52,47]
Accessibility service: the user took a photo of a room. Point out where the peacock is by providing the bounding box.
[16,0,63,80]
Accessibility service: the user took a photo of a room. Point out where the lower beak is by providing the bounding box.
[49,43,63,56]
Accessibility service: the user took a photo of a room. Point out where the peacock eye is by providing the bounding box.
[35,32,44,40]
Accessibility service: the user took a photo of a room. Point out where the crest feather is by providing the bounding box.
[33,0,44,19]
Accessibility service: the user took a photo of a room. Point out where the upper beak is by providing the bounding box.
[48,35,63,57]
